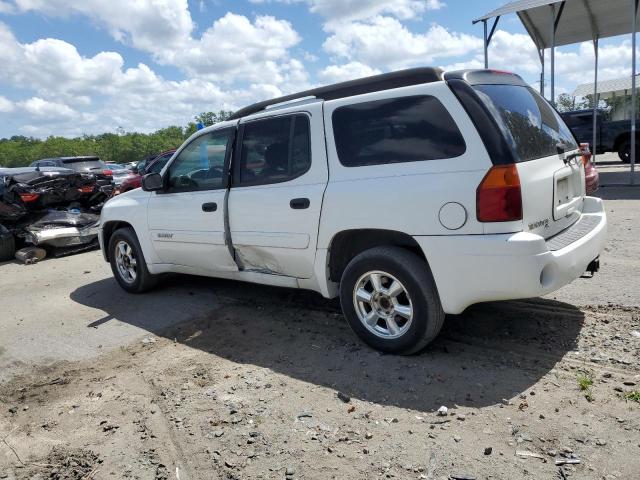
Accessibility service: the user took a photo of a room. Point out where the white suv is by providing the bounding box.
[99,68,607,354]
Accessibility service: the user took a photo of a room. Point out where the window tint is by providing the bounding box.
[238,115,311,185]
[474,84,578,162]
[167,130,231,192]
[332,95,466,167]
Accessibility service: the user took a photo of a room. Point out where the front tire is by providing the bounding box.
[108,227,157,293]
[339,246,445,355]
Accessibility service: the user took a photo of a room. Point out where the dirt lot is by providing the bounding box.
[1,185,639,480]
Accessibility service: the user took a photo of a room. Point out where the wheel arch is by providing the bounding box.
[327,228,428,282]
[613,132,630,152]
[102,220,134,261]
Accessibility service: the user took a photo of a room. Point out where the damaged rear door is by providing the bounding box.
[228,104,327,278]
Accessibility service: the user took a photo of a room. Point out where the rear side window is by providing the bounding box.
[474,84,577,162]
[237,114,311,186]
[332,95,466,167]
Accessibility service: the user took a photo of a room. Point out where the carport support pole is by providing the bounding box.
[632,0,638,184]
[550,4,556,105]
[540,49,545,97]
[592,37,598,164]
[483,20,489,68]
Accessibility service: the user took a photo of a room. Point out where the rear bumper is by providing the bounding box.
[415,196,607,314]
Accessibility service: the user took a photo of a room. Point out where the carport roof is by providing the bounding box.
[474,0,640,49]
[573,74,640,97]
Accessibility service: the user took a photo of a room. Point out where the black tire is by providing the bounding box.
[108,227,157,293]
[0,225,16,262]
[339,246,445,355]
[618,140,633,163]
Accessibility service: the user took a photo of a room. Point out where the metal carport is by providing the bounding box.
[474,0,639,185]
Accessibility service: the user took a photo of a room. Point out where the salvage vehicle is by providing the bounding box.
[1,167,108,261]
[30,156,114,187]
[105,163,133,186]
[99,68,607,354]
[560,109,640,163]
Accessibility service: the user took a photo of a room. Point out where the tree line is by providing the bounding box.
[0,111,233,167]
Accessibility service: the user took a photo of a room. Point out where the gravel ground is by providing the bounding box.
[0,185,639,480]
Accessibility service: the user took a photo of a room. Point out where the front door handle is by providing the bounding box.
[202,202,217,212]
[290,198,310,209]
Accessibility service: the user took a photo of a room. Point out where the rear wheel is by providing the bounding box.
[339,246,445,355]
[108,227,157,293]
[618,140,634,163]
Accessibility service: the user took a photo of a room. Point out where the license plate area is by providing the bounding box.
[553,161,584,220]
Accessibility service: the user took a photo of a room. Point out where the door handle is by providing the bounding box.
[202,202,217,212]
[290,198,310,209]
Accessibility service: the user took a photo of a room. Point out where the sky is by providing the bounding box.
[0,0,635,138]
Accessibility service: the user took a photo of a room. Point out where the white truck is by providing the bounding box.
[99,68,607,354]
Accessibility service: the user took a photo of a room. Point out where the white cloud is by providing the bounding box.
[0,95,14,112]
[0,21,306,137]
[13,0,193,59]
[0,0,14,13]
[250,0,444,24]
[19,97,78,119]
[318,62,381,83]
[440,30,638,97]
[168,13,303,84]
[7,1,307,85]
[323,16,482,70]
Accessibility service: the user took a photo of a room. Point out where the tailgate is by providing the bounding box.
[517,151,585,239]
[470,81,583,239]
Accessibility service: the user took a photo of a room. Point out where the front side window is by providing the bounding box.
[474,84,578,162]
[167,130,232,192]
[237,114,311,186]
[332,95,466,167]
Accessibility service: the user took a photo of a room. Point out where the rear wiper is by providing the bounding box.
[563,152,582,165]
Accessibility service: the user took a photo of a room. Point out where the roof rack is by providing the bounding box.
[228,67,444,120]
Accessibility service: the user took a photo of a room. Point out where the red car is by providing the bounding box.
[579,143,599,195]
[116,150,176,194]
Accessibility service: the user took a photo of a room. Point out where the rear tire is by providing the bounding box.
[0,225,15,262]
[339,246,445,355]
[108,227,157,293]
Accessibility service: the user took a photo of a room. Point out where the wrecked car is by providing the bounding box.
[0,165,110,262]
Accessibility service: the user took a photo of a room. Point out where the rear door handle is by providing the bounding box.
[202,202,217,212]
[290,198,310,209]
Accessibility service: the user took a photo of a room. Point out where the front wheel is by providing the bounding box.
[339,246,445,355]
[108,227,157,293]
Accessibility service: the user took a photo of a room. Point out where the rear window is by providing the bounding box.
[332,95,466,167]
[474,84,577,162]
[62,159,105,170]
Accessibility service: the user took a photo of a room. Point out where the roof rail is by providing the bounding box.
[228,67,444,120]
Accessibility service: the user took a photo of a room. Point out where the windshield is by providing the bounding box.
[473,84,577,162]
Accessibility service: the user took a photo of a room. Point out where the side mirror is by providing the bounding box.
[141,172,164,192]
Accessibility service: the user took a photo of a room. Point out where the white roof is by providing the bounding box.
[475,0,640,49]
[573,75,640,97]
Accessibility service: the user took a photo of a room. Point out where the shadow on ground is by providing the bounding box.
[71,275,584,412]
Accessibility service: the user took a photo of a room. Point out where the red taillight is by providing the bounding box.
[476,164,522,222]
[18,192,40,203]
[78,185,94,193]
[579,143,592,166]
[103,169,113,176]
